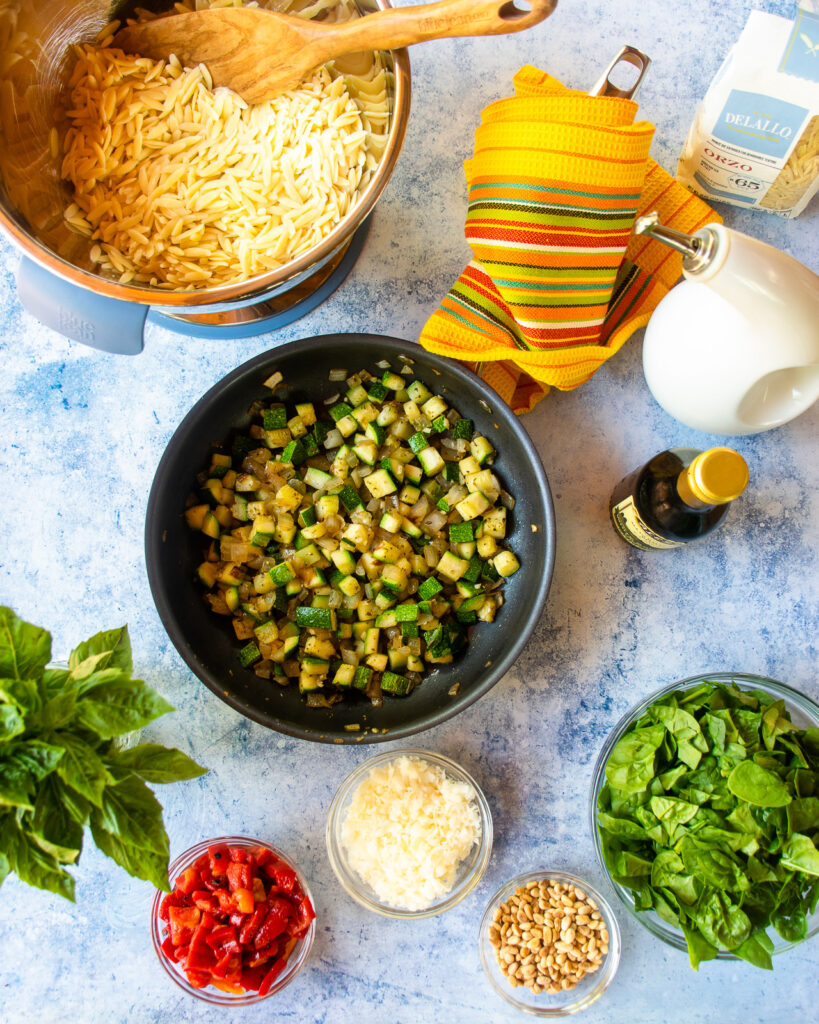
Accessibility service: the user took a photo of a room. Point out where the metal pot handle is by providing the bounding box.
[17,257,146,354]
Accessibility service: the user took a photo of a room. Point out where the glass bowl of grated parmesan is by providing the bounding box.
[326,749,493,918]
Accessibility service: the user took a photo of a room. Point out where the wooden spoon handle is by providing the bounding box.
[305,0,557,60]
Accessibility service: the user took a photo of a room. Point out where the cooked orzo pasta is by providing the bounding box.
[60,0,391,289]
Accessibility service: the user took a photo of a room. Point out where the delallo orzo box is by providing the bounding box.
[677,1,819,218]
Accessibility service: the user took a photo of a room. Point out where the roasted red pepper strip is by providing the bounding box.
[174,866,201,895]
[255,897,291,948]
[239,904,268,946]
[208,844,230,876]
[226,861,252,892]
[257,957,288,997]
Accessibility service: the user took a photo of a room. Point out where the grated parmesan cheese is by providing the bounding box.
[340,755,482,911]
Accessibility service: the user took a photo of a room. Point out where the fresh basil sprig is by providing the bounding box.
[0,608,207,900]
[596,679,819,970]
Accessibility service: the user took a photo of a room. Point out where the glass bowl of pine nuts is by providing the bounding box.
[478,870,621,1016]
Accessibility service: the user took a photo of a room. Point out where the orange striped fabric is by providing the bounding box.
[418,67,721,414]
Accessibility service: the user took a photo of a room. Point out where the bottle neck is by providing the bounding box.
[675,469,714,510]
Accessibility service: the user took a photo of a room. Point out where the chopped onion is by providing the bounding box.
[376,359,391,369]
[422,509,447,533]
[323,429,343,449]
[328,369,348,381]
[323,392,340,405]
[500,490,516,510]
[409,496,430,521]
[327,590,341,608]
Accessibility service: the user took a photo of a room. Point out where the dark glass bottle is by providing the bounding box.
[609,447,749,550]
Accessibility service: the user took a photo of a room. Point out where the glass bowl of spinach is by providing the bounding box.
[591,673,819,970]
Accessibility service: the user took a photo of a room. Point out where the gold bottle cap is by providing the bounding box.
[685,448,749,505]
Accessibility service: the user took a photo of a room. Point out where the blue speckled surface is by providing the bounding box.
[0,1,817,1021]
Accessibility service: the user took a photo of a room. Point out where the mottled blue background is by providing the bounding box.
[0,1,817,1022]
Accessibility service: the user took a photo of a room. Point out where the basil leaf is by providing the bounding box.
[98,775,169,857]
[0,607,51,682]
[69,626,132,675]
[53,776,90,826]
[0,849,9,889]
[41,667,72,698]
[33,691,77,732]
[0,819,74,901]
[89,810,171,892]
[728,761,792,808]
[54,732,112,808]
[30,776,84,864]
[0,676,42,715]
[0,704,25,743]
[107,743,208,784]
[0,741,64,809]
[73,677,174,739]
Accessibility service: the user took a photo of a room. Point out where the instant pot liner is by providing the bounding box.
[0,0,409,352]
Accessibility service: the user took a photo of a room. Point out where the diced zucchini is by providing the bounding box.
[287,415,308,439]
[493,550,520,577]
[449,521,474,544]
[399,484,421,505]
[298,505,317,528]
[420,396,447,421]
[185,504,209,530]
[381,671,411,695]
[379,510,403,534]
[249,516,276,547]
[269,561,296,586]
[453,418,473,440]
[436,551,469,581]
[353,666,372,690]
[363,469,397,499]
[238,642,261,667]
[338,485,364,512]
[197,562,219,588]
[470,435,495,464]
[381,370,405,390]
[295,402,316,426]
[352,440,378,465]
[304,466,333,490]
[333,663,357,688]
[482,506,507,538]
[407,380,433,404]
[281,439,307,465]
[295,606,337,630]
[417,577,443,600]
[417,446,445,477]
[381,564,408,593]
[455,491,491,521]
[263,406,287,430]
[330,547,357,575]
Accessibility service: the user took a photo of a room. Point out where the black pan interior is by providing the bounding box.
[145,334,556,743]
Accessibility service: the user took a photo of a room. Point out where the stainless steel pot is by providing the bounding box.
[0,0,411,351]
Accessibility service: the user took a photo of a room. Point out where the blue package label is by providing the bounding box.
[712,89,810,159]
[779,8,819,82]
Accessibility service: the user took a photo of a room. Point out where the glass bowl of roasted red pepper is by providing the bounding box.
[150,835,316,1004]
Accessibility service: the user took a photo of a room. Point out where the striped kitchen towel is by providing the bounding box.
[418,66,721,413]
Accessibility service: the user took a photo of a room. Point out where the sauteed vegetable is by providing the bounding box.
[185,359,519,706]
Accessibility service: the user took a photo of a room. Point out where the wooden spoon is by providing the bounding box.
[114,0,558,104]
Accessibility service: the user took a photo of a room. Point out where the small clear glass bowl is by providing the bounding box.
[326,748,493,918]
[591,671,819,960]
[150,835,316,1005]
[478,870,621,1017]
